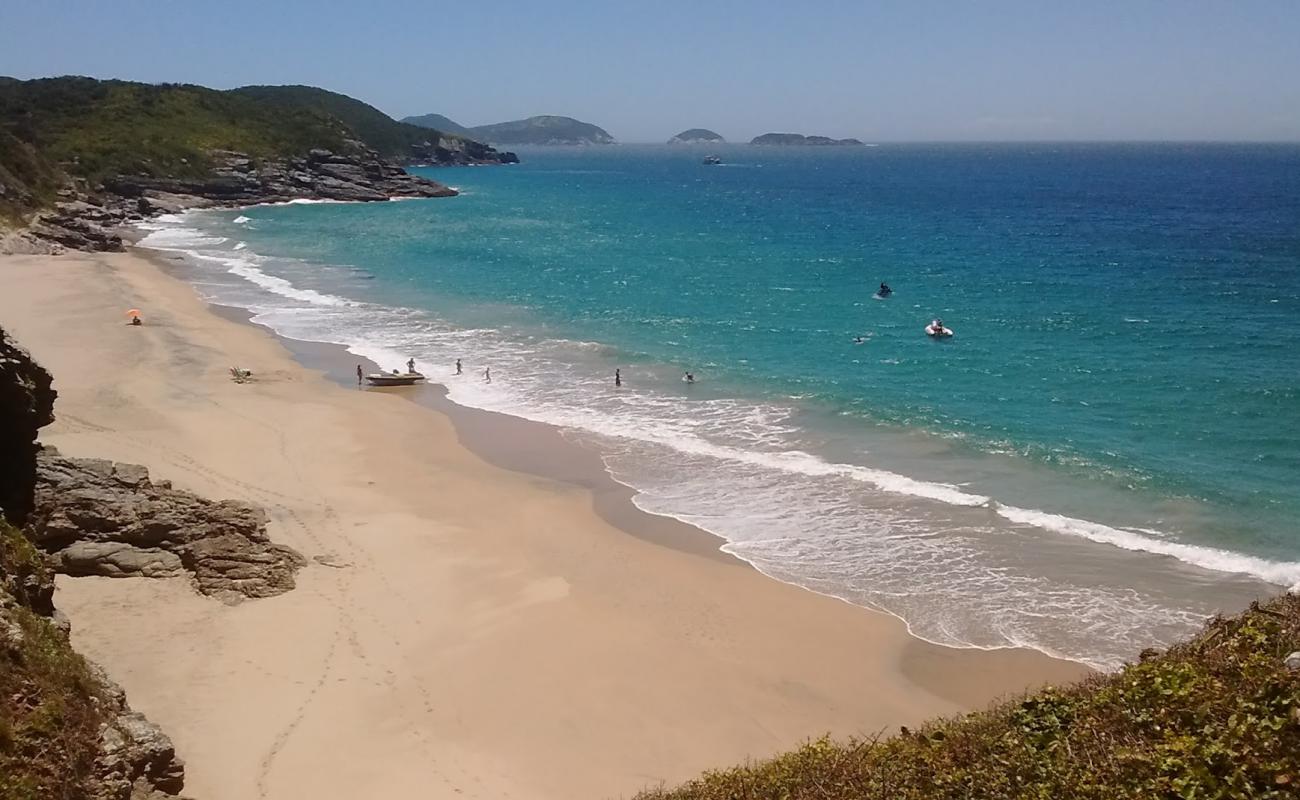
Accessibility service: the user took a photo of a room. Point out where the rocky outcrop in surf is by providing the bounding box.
[30,448,305,602]
[5,144,462,254]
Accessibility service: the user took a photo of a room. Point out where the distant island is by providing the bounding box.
[750,133,864,146]
[668,128,725,144]
[400,113,473,138]
[402,113,616,146]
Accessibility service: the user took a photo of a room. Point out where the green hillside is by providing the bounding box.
[0,76,503,224]
[0,77,351,185]
[636,594,1300,800]
[232,85,468,156]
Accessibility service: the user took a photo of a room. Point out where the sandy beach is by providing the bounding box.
[0,249,1088,799]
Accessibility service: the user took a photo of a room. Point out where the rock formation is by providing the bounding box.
[9,144,482,254]
[0,327,55,527]
[30,449,305,602]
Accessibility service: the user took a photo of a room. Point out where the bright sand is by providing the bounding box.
[0,250,1088,799]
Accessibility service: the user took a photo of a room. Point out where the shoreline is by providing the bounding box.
[1,247,1089,799]
[220,304,1095,666]
[181,247,1099,697]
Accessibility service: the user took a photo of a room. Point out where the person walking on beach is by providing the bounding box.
[484,367,492,383]
[407,358,416,374]
[615,368,622,387]
[356,364,363,386]
[456,358,462,375]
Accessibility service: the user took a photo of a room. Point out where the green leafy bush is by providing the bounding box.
[0,521,107,800]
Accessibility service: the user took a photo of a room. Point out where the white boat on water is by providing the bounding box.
[366,371,425,386]
[925,321,954,338]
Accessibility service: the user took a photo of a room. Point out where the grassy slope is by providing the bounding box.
[230,84,460,157]
[637,594,1300,800]
[0,76,476,224]
[0,77,354,185]
[0,520,106,800]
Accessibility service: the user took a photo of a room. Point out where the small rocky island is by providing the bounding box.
[750,133,864,146]
[668,128,725,144]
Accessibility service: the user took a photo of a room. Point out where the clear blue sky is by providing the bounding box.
[3,0,1298,142]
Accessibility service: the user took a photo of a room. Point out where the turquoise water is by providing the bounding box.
[141,144,1300,668]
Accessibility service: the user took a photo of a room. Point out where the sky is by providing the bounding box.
[3,0,1299,142]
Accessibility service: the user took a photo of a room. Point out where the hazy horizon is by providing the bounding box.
[4,1,1299,143]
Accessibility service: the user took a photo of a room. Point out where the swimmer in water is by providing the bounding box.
[615,368,622,387]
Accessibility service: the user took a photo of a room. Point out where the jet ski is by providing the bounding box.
[925,321,954,338]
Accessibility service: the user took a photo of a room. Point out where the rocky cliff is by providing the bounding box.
[0,327,55,527]
[0,328,191,799]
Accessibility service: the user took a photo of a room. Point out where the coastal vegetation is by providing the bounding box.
[637,594,1300,800]
[0,519,106,800]
[0,76,508,224]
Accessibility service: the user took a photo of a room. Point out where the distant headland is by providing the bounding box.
[403,113,616,146]
[0,77,518,253]
[750,133,864,146]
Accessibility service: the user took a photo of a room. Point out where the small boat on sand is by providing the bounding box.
[365,371,425,386]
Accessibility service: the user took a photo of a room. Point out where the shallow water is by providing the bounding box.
[139,143,1300,668]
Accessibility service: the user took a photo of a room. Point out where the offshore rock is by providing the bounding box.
[30,448,305,602]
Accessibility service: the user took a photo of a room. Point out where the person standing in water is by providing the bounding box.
[407,358,416,374]
[615,368,622,387]
[356,364,363,386]
[484,367,492,383]
[455,358,462,375]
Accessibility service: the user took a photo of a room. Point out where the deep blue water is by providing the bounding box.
[142,144,1300,668]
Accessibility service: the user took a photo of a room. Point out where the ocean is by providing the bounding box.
[139,143,1300,669]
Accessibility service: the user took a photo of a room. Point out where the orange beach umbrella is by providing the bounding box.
[125,309,141,317]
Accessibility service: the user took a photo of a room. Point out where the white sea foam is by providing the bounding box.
[232,215,252,224]
[994,505,1300,589]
